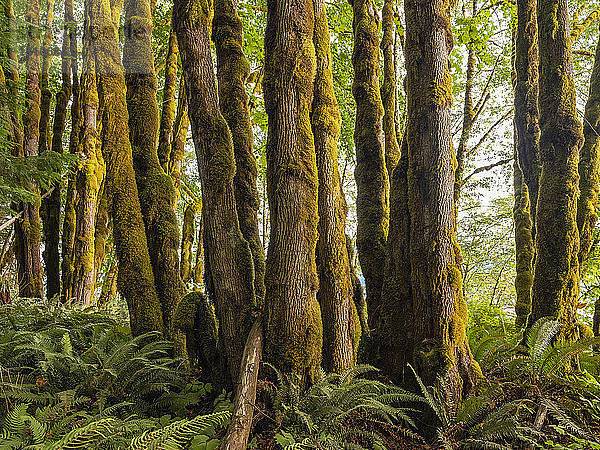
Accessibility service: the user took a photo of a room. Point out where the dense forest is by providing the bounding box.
[1,0,600,447]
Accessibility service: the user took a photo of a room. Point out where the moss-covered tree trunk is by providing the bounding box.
[91,0,163,334]
[263,0,322,385]
[350,0,388,335]
[168,81,189,191]
[513,158,535,329]
[514,0,541,230]
[46,0,72,300]
[382,0,481,404]
[531,0,583,341]
[123,0,184,337]
[577,28,600,272]
[312,0,360,373]
[213,0,265,305]
[454,28,475,210]
[180,201,200,283]
[38,0,58,299]
[72,6,103,305]
[158,22,179,173]
[174,0,256,386]
[61,0,80,303]
[381,0,400,180]
[513,0,540,327]
[14,0,44,299]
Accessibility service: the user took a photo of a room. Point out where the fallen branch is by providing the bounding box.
[219,320,263,450]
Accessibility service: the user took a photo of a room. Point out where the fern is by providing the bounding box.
[129,410,231,449]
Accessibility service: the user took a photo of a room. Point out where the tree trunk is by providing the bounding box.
[72,10,103,305]
[174,0,257,386]
[514,0,541,234]
[92,0,163,334]
[350,0,388,335]
[213,0,265,305]
[38,0,57,300]
[45,0,72,300]
[513,158,534,329]
[531,0,583,341]
[168,81,189,191]
[381,0,400,180]
[123,0,184,337]
[312,0,360,373]
[16,0,44,299]
[577,27,600,272]
[513,0,540,327]
[158,22,179,172]
[263,0,322,385]
[382,0,481,406]
[181,201,200,283]
[218,321,263,450]
[61,0,80,303]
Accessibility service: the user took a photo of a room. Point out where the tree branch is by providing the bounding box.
[462,157,513,185]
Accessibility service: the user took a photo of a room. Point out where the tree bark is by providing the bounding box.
[123,0,184,337]
[381,0,400,179]
[45,0,72,301]
[312,0,360,373]
[16,0,44,299]
[72,8,103,305]
[531,0,583,341]
[577,27,600,272]
[38,0,58,300]
[174,0,257,386]
[514,0,541,235]
[218,321,262,450]
[214,0,265,306]
[168,81,189,191]
[181,201,200,283]
[350,0,388,335]
[513,157,534,328]
[263,0,322,385]
[382,0,481,406]
[158,22,179,173]
[92,0,163,334]
[61,0,80,303]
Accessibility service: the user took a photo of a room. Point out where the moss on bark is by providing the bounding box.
[312,0,360,373]
[16,0,44,299]
[45,0,72,300]
[350,0,389,336]
[180,201,200,283]
[532,0,583,342]
[381,0,400,180]
[92,0,163,334]
[263,0,322,385]
[577,28,600,272]
[158,22,179,172]
[61,0,80,303]
[72,16,104,304]
[174,0,257,387]
[213,0,265,306]
[513,159,534,329]
[124,0,185,338]
[381,0,481,408]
